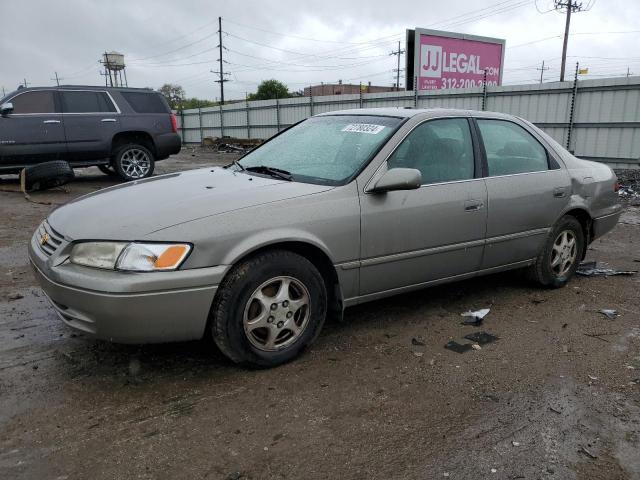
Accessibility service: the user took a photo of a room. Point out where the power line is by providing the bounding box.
[390,41,405,91]
[536,60,550,83]
[554,0,591,81]
[215,16,229,104]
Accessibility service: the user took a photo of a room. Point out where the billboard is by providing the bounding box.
[406,29,505,91]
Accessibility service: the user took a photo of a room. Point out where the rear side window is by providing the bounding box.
[477,119,548,176]
[10,91,56,114]
[61,91,116,113]
[120,92,169,113]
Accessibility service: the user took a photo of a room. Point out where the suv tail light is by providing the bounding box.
[170,113,178,133]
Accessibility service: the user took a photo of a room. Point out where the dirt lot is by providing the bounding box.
[1,150,639,480]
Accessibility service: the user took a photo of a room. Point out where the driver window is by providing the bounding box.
[387,118,474,184]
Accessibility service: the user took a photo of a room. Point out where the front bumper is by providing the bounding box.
[29,226,227,344]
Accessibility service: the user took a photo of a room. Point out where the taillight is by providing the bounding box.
[170,113,178,133]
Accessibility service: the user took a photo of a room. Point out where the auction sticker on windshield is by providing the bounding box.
[342,124,386,134]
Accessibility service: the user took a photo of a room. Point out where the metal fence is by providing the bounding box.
[177,76,640,169]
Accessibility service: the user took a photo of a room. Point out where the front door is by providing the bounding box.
[475,118,571,268]
[0,90,65,166]
[359,117,487,297]
[59,90,119,162]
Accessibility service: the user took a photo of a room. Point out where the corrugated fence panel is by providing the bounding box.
[176,77,640,167]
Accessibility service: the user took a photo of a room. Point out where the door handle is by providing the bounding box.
[553,187,566,198]
[101,118,116,123]
[43,119,60,124]
[464,200,484,211]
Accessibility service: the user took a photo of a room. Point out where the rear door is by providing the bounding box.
[359,117,487,297]
[0,90,65,165]
[475,118,571,269]
[60,90,119,162]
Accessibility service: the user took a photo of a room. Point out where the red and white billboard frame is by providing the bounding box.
[407,28,506,91]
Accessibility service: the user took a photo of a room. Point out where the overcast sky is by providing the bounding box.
[1,0,638,100]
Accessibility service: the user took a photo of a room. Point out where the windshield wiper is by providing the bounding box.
[245,165,293,181]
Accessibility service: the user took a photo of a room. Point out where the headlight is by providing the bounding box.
[69,242,191,272]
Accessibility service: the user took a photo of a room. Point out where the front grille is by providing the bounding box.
[37,221,64,257]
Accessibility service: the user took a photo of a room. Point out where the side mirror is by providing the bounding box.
[371,168,422,193]
[0,102,13,115]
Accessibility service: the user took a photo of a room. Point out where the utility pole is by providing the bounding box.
[51,72,62,86]
[213,16,230,105]
[537,60,550,84]
[390,41,405,91]
[555,0,587,82]
[1,86,6,97]
[22,78,29,88]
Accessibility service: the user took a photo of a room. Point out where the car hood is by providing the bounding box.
[48,167,334,240]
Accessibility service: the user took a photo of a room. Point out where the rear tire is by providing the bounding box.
[529,215,584,288]
[23,161,74,191]
[210,250,327,368]
[112,143,155,181]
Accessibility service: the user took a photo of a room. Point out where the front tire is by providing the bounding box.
[210,250,327,368]
[112,144,155,181]
[530,215,584,288]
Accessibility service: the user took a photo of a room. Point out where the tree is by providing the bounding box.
[247,79,290,101]
[158,83,185,109]
[181,97,218,109]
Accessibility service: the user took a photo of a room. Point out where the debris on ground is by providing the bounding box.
[579,446,598,459]
[598,309,619,319]
[8,293,23,300]
[411,337,425,346]
[463,331,499,345]
[471,344,482,350]
[460,308,490,325]
[444,341,473,354]
[576,261,637,277]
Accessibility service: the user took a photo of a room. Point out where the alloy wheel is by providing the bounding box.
[243,276,311,351]
[550,230,577,277]
[120,148,151,179]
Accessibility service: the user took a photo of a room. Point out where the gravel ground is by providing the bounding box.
[0,150,639,480]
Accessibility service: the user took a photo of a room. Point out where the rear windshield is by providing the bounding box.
[120,92,169,113]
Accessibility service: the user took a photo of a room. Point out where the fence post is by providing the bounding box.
[566,62,579,152]
[198,107,203,144]
[180,109,185,145]
[413,77,418,107]
[359,82,363,108]
[219,103,224,138]
[276,97,281,132]
[309,88,314,116]
[482,69,488,111]
[246,100,251,139]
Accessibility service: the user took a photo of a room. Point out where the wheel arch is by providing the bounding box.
[560,207,593,257]
[111,131,156,156]
[218,239,344,322]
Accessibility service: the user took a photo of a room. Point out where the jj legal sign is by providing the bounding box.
[406,29,505,91]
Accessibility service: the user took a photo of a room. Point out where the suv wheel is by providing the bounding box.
[210,250,327,368]
[113,144,155,181]
[529,215,584,288]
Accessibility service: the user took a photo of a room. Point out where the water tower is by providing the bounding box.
[101,51,128,87]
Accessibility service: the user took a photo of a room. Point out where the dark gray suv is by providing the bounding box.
[0,85,181,181]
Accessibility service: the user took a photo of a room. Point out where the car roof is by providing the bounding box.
[315,107,515,120]
[5,85,157,95]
